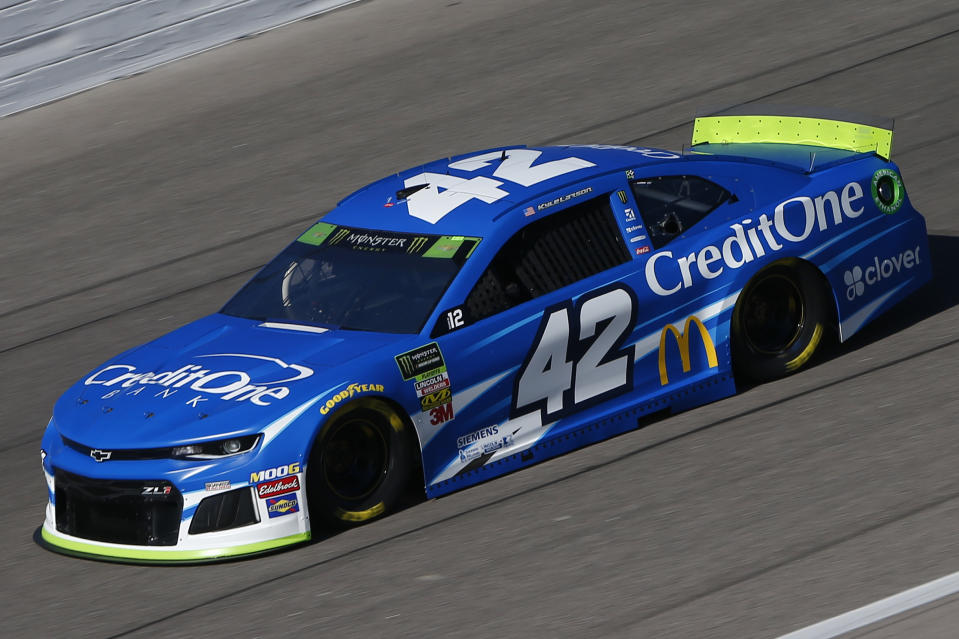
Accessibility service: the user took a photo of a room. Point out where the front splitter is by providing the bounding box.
[38,525,311,565]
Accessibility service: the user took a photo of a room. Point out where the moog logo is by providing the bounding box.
[843,246,921,301]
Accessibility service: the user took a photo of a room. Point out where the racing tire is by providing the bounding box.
[306,399,413,529]
[731,263,829,383]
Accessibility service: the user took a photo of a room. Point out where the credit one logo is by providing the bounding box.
[646,182,865,296]
[84,353,313,406]
[658,316,718,385]
[843,246,921,301]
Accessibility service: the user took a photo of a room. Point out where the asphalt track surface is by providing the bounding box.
[2,1,959,636]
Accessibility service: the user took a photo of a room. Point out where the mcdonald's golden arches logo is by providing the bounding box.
[658,316,718,386]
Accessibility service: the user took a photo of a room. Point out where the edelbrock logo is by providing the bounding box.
[646,182,865,296]
[256,475,300,499]
[843,246,921,301]
[84,353,313,407]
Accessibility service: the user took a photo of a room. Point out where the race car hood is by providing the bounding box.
[53,314,407,449]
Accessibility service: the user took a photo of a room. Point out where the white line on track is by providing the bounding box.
[778,571,959,638]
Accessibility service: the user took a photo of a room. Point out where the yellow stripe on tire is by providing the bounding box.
[335,502,385,522]
[785,323,823,372]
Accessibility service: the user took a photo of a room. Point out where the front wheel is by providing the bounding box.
[306,399,412,528]
[731,263,829,383]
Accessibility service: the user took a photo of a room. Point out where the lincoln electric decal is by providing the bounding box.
[84,353,314,407]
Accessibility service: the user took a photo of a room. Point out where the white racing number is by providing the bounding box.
[405,149,595,224]
[445,308,465,331]
[512,286,636,420]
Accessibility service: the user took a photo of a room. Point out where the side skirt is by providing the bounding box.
[426,371,736,498]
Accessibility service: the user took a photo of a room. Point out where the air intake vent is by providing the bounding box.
[54,469,182,546]
[189,487,258,534]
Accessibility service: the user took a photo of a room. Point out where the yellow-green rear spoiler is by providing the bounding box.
[691,114,893,160]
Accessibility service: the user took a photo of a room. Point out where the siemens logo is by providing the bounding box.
[456,426,499,449]
[646,182,865,296]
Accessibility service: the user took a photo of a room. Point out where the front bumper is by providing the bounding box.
[40,467,310,563]
[40,427,312,563]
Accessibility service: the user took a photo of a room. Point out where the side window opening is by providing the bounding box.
[465,193,630,322]
[630,175,732,249]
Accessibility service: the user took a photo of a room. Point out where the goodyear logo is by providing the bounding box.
[320,383,385,415]
[658,316,718,385]
[420,387,451,411]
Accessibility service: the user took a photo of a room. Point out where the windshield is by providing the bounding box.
[222,222,480,333]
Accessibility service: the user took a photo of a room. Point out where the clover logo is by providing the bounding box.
[843,266,864,300]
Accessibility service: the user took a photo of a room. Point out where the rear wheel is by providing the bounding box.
[307,399,412,528]
[731,263,829,383]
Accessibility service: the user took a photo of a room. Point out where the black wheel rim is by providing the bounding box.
[321,416,389,501]
[742,274,804,355]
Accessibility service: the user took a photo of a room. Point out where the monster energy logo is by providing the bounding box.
[407,237,429,253]
[396,354,414,378]
[395,342,446,380]
[329,229,413,251]
[328,228,350,245]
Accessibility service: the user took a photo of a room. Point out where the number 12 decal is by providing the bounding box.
[512,285,636,421]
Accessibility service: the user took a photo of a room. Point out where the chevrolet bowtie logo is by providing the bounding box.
[90,449,112,462]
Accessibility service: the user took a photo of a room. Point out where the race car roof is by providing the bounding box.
[322,145,680,237]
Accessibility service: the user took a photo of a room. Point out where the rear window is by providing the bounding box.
[630,175,731,248]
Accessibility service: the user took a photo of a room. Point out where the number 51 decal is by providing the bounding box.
[512,285,636,421]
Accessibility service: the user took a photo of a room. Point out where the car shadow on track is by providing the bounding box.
[817,233,959,360]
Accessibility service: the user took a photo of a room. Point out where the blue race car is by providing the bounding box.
[39,109,930,562]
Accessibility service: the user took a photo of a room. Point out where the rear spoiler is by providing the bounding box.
[691,106,894,160]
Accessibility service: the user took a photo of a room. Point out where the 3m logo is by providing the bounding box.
[658,316,718,385]
[429,403,454,425]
